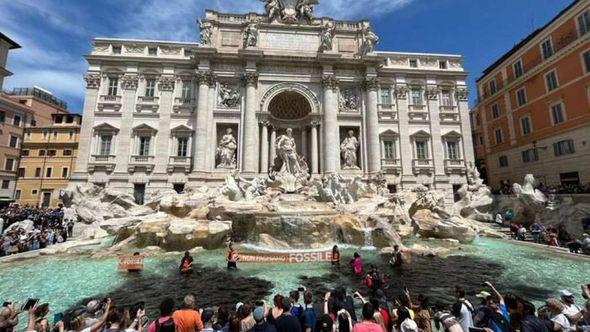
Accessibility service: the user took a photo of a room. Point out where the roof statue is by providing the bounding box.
[261,0,319,24]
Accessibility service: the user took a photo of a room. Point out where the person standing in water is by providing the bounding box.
[331,245,340,268]
[179,251,194,275]
[227,244,239,270]
[350,252,362,277]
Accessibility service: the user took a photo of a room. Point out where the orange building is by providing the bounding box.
[471,0,590,189]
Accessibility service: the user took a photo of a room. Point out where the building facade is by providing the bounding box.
[471,0,590,189]
[73,1,474,204]
[0,32,21,91]
[15,114,81,207]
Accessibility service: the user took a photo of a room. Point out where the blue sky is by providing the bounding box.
[0,0,573,113]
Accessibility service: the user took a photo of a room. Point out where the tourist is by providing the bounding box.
[227,244,239,270]
[201,310,217,332]
[331,245,340,268]
[229,315,241,332]
[249,307,276,332]
[179,251,194,275]
[239,303,256,332]
[519,300,548,332]
[335,309,353,332]
[413,295,432,332]
[531,222,545,244]
[350,252,362,277]
[67,220,75,238]
[494,213,503,226]
[274,297,301,332]
[576,300,590,330]
[517,225,527,241]
[301,291,316,332]
[288,290,304,327]
[452,286,474,332]
[475,282,510,332]
[0,302,22,332]
[173,293,203,332]
[581,234,590,255]
[541,298,574,331]
[352,302,383,332]
[432,303,463,332]
[560,290,583,324]
[148,298,179,332]
[214,306,230,332]
[266,295,284,325]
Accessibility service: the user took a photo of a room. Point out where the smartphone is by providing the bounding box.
[140,316,149,327]
[53,313,63,325]
[22,299,38,311]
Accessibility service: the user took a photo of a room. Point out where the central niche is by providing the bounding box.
[268,91,311,120]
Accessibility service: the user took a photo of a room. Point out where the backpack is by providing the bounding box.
[155,317,176,332]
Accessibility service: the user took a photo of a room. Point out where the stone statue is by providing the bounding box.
[338,89,358,111]
[243,22,259,48]
[296,0,318,23]
[361,27,379,55]
[261,0,282,22]
[198,20,213,47]
[218,84,240,108]
[340,130,360,170]
[513,174,547,207]
[320,21,335,52]
[268,128,309,193]
[216,128,237,169]
[276,128,301,175]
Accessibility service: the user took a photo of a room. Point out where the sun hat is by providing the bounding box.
[475,291,491,298]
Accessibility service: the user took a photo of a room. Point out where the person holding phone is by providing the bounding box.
[0,302,22,332]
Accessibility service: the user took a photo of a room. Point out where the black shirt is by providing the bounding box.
[275,314,302,332]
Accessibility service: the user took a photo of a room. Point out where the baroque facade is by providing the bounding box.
[73,1,474,204]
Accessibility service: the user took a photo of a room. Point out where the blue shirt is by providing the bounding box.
[303,306,317,332]
[488,305,510,332]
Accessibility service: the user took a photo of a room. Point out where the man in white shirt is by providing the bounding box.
[560,290,583,324]
[453,286,474,332]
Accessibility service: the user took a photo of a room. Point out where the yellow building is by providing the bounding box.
[15,114,81,207]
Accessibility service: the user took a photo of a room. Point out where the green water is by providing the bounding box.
[0,238,588,325]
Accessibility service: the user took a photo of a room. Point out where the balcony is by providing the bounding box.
[173,97,194,113]
[440,113,460,123]
[381,158,401,174]
[409,104,426,112]
[136,96,160,113]
[444,159,466,174]
[167,155,192,173]
[88,155,116,173]
[439,105,457,113]
[408,111,429,122]
[97,95,122,111]
[128,155,155,173]
[412,159,434,174]
[378,111,398,122]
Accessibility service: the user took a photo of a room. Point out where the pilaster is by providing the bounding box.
[364,76,381,175]
[242,71,259,174]
[73,74,101,175]
[153,76,175,174]
[193,70,215,173]
[114,74,139,173]
[321,73,339,174]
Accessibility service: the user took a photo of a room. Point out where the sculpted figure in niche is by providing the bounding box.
[338,89,357,111]
[361,27,379,55]
[243,22,259,48]
[297,0,318,23]
[198,20,213,47]
[320,21,335,52]
[261,0,282,22]
[216,128,237,169]
[218,84,240,108]
[276,128,301,175]
[340,130,360,170]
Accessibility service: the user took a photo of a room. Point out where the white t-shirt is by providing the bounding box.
[457,301,474,332]
[551,313,575,331]
[562,302,582,317]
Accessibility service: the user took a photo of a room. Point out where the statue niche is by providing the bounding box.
[268,128,309,193]
[216,127,238,169]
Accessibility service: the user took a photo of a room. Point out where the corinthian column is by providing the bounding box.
[310,121,319,175]
[321,75,339,174]
[269,126,277,167]
[242,71,259,174]
[260,121,269,173]
[114,74,138,173]
[74,73,101,175]
[194,71,215,172]
[365,77,381,174]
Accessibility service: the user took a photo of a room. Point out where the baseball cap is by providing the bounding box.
[253,307,265,322]
[475,291,491,298]
[560,290,574,297]
[201,309,215,324]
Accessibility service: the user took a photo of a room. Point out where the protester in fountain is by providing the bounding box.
[352,302,382,332]
[560,290,584,325]
[179,251,194,275]
[275,297,302,332]
[0,302,22,332]
[173,293,203,332]
[475,282,510,332]
[249,307,276,332]
[350,253,363,277]
[267,295,284,326]
[148,298,179,332]
[365,265,385,294]
[452,286,474,332]
[227,244,239,270]
[389,245,403,268]
[331,245,340,268]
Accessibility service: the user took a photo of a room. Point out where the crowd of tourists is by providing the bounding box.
[0,205,74,257]
[494,181,590,195]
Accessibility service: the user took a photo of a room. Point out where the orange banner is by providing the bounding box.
[118,255,145,270]
[237,251,333,264]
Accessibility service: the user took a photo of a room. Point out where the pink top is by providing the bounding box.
[147,316,179,332]
[353,322,384,332]
[352,257,363,275]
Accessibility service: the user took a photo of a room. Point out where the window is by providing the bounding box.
[491,104,500,119]
[30,120,36,127]
[1,180,9,189]
[578,10,590,36]
[14,189,21,200]
[52,131,58,139]
[26,132,31,139]
[383,140,395,159]
[522,148,539,163]
[182,81,192,101]
[0,111,4,123]
[13,115,21,127]
[499,156,509,168]
[55,115,63,123]
[63,149,72,156]
[479,136,483,145]
[177,137,189,157]
[31,189,38,195]
[107,77,118,96]
[112,45,122,54]
[66,116,74,123]
[145,79,156,98]
[409,59,418,68]
[99,135,112,155]
[513,60,523,78]
[9,135,18,148]
[184,49,192,57]
[411,88,423,105]
[148,47,157,55]
[38,150,46,157]
[43,130,48,139]
[68,131,74,140]
[47,150,56,157]
[545,70,558,92]
[494,128,504,144]
[583,51,590,73]
[380,88,391,105]
[17,167,25,177]
[520,116,532,135]
[441,89,453,106]
[446,141,459,160]
[45,167,52,178]
[439,60,447,69]
[554,139,575,156]
[516,88,527,107]
[550,102,565,125]
[61,167,69,178]
[541,39,554,60]
[21,149,29,157]
[489,80,497,95]
[35,168,41,177]
[5,158,14,171]
[415,141,428,159]
[138,136,151,156]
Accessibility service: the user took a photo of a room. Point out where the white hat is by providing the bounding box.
[235,302,244,312]
[560,290,574,297]
[400,318,418,332]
